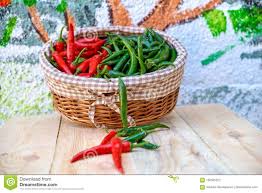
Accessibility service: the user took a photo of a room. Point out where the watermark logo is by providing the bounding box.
[168,175,179,183]
[4,175,17,190]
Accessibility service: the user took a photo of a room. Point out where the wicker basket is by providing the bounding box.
[40,26,186,129]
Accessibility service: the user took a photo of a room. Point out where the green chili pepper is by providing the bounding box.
[45,52,58,68]
[150,41,161,47]
[108,70,126,78]
[72,48,86,66]
[113,53,130,71]
[134,140,160,150]
[118,78,128,128]
[159,61,174,66]
[144,49,159,59]
[117,122,169,137]
[124,130,148,143]
[170,48,177,62]
[143,47,160,53]
[118,35,138,75]
[126,35,139,42]
[122,59,130,73]
[148,28,165,43]
[137,36,147,74]
[112,38,120,51]
[146,44,170,68]
[144,28,153,42]
[102,46,112,55]
[103,58,122,65]
[102,49,127,63]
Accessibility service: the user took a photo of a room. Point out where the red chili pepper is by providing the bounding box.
[54,26,65,52]
[69,48,86,72]
[111,138,124,174]
[74,46,109,75]
[100,130,117,145]
[80,49,99,58]
[70,141,131,163]
[52,51,72,75]
[59,49,97,58]
[76,37,99,43]
[99,65,112,71]
[59,50,67,57]
[0,0,11,7]
[88,54,103,75]
[74,39,106,50]
[78,73,92,78]
[67,23,75,64]
[74,58,91,75]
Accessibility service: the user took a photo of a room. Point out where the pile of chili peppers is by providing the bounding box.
[47,24,177,78]
[70,78,170,174]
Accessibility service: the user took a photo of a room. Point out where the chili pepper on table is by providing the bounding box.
[100,130,117,145]
[70,140,131,163]
[124,129,148,143]
[117,122,169,137]
[67,23,75,65]
[118,78,128,128]
[54,26,65,52]
[135,140,160,150]
[111,137,124,174]
[117,35,138,75]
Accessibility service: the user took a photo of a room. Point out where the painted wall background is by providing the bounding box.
[0,0,261,128]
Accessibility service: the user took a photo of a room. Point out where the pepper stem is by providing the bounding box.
[74,68,81,75]
[58,26,66,42]
[50,42,55,52]
[72,48,86,66]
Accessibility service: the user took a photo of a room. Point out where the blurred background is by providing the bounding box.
[0,0,261,128]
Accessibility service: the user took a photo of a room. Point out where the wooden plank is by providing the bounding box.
[0,113,61,174]
[176,104,262,174]
[51,111,231,174]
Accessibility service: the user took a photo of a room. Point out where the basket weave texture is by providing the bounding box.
[40,26,187,129]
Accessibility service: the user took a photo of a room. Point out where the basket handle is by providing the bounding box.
[88,94,136,129]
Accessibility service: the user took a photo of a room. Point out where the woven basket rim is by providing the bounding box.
[40,26,187,86]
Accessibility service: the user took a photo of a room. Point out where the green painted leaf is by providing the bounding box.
[0,16,17,47]
[228,7,262,37]
[203,9,227,37]
[23,0,37,7]
[56,0,67,13]
[201,45,235,66]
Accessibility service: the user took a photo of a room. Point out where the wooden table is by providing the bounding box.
[0,104,261,174]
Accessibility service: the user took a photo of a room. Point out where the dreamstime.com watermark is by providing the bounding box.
[4,175,18,190]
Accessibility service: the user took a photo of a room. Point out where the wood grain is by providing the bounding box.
[51,110,232,174]
[176,104,262,174]
[0,114,60,174]
[1,105,261,174]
